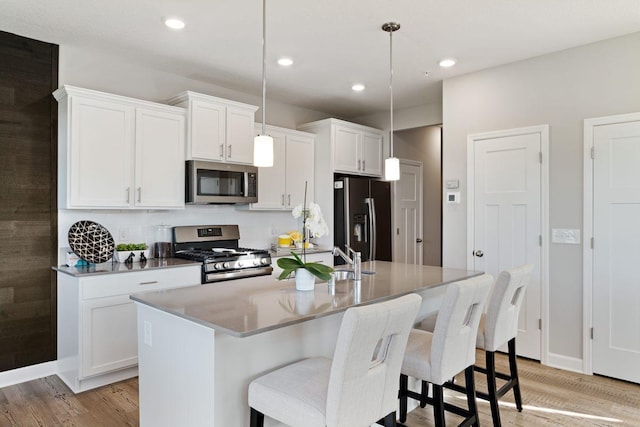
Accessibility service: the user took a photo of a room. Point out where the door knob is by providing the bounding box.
[474,250,484,258]
[416,238,423,243]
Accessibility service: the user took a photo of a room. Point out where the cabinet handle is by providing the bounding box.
[281,194,285,206]
[362,160,365,171]
[139,281,159,285]
[126,187,130,203]
[228,144,232,158]
[288,194,291,206]
[220,144,224,158]
[137,187,141,203]
[358,160,361,170]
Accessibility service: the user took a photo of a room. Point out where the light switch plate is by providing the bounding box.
[551,228,581,244]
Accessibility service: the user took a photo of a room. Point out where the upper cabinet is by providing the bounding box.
[249,124,314,210]
[167,91,258,165]
[299,119,384,177]
[54,86,186,209]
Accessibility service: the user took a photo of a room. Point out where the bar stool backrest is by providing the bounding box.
[484,264,535,352]
[326,293,422,427]
[430,274,493,384]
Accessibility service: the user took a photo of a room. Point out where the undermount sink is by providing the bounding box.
[331,268,375,282]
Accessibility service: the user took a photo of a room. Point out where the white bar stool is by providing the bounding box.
[398,274,493,426]
[248,293,422,427]
[471,264,534,426]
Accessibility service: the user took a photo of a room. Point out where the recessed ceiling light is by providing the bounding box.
[351,84,365,92]
[277,58,293,66]
[164,18,185,30]
[439,58,456,68]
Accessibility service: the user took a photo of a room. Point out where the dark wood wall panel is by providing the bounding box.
[0,30,58,372]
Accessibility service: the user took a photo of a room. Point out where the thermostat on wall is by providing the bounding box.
[446,192,460,204]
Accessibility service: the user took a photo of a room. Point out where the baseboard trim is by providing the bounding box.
[546,352,584,374]
[0,361,57,388]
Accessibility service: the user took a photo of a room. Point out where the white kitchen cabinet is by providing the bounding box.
[54,86,186,209]
[329,122,384,177]
[57,265,200,393]
[168,91,258,164]
[249,124,314,210]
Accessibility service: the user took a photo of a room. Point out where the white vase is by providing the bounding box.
[295,268,315,291]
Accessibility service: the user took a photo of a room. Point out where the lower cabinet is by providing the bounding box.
[57,265,200,393]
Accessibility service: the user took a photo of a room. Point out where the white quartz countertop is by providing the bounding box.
[130,261,481,338]
[53,258,200,277]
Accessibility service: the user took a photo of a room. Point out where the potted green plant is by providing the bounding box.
[277,252,333,291]
[116,243,149,263]
[277,182,333,291]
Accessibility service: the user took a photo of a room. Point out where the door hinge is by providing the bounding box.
[539,235,542,246]
[591,147,595,159]
[591,237,594,249]
[591,327,594,340]
[539,152,542,163]
[538,319,542,330]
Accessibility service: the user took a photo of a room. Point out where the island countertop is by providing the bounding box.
[130,261,482,337]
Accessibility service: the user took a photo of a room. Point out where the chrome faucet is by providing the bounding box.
[332,245,362,282]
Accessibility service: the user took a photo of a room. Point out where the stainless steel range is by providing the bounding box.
[173,225,272,283]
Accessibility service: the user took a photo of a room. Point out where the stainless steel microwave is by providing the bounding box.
[186,160,258,204]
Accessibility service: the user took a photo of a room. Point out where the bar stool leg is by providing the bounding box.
[485,350,501,427]
[399,374,409,422]
[420,380,429,407]
[433,384,445,426]
[250,407,264,427]
[464,365,480,427]
[508,338,523,412]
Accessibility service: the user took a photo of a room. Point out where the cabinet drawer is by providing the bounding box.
[81,266,200,300]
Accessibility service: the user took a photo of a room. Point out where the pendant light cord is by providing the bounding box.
[261,0,267,135]
[389,27,394,158]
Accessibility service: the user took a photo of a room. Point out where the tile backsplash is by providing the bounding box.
[58,205,299,265]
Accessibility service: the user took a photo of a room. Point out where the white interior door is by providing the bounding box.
[468,127,546,360]
[591,118,640,383]
[394,160,423,264]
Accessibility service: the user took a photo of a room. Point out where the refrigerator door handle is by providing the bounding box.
[365,197,376,260]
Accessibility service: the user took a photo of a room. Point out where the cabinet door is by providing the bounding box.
[69,96,134,207]
[191,100,226,161]
[285,135,314,208]
[81,295,138,378]
[333,125,360,174]
[252,130,286,209]
[361,131,383,177]
[135,108,185,208]
[225,106,255,164]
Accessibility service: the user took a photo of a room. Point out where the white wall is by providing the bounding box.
[57,44,331,257]
[442,32,640,362]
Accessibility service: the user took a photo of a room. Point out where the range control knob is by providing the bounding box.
[214,263,223,270]
[223,262,230,269]
[261,258,269,265]
[237,261,244,267]
[253,259,260,266]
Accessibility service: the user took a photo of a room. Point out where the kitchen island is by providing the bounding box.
[131,261,481,427]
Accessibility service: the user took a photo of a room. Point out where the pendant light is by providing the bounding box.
[382,22,400,181]
[254,0,274,167]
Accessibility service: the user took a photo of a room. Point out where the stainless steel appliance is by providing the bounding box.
[185,160,258,204]
[333,176,392,265]
[173,225,272,283]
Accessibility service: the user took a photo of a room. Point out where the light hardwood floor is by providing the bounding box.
[1,352,638,426]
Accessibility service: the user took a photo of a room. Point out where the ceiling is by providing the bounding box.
[2,0,640,118]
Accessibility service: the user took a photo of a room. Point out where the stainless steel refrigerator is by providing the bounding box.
[333,176,392,265]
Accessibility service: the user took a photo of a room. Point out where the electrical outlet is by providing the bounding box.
[551,228,581,244]
[144,321,152,347]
